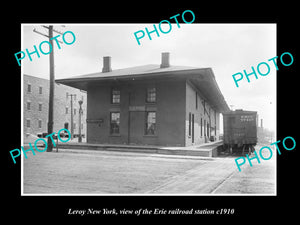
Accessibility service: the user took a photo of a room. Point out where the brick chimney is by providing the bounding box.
[102,56,112,73]
[160,52,170,68]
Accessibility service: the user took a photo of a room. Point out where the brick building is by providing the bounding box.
[23,74,87,140]
[56,53,229,147]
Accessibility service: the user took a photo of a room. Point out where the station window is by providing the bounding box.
[204,119,206,136]
[146,87,156,103]
[39,86,43,94]
[38,103,42,111]
[145,112,156,135]
[196,92,198,109]
[188,112,191,136]
[200,118,203,137]
[207,122,210,137]
[111,88,120,104]
[110,112,120,134]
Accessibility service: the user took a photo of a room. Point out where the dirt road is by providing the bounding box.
[23,147,275,195]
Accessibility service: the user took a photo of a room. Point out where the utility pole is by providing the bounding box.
[67,93,76,140]
[33,25,64,152]
[47,25,54,152]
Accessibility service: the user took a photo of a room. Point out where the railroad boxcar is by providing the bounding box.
[223,109,257,154]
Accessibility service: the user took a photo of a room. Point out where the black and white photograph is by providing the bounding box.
[4,6,298,220]
[21,23,276,195]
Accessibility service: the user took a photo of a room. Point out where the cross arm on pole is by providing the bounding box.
[33,28,49,38]
[42,25,65,35]
[33,28,63,43]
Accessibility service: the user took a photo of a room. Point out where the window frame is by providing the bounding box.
[188,112,191,137]
[111,88,121,104]
[146,87,156,103]
[196,92,198,109]
[145,111,156,135]
[110,112,120,135]
[200,117,203,137]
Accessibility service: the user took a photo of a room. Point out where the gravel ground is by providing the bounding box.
[212,144,276,194]
[23,144,276,195]
[23,150,203,194]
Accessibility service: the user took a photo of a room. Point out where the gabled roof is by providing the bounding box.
[56,64,230,113]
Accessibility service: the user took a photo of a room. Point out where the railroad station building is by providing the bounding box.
[56,53,229,146]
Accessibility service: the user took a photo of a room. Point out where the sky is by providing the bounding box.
[22,23,276,132]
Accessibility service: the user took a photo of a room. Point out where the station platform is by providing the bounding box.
[56,140,224,157]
